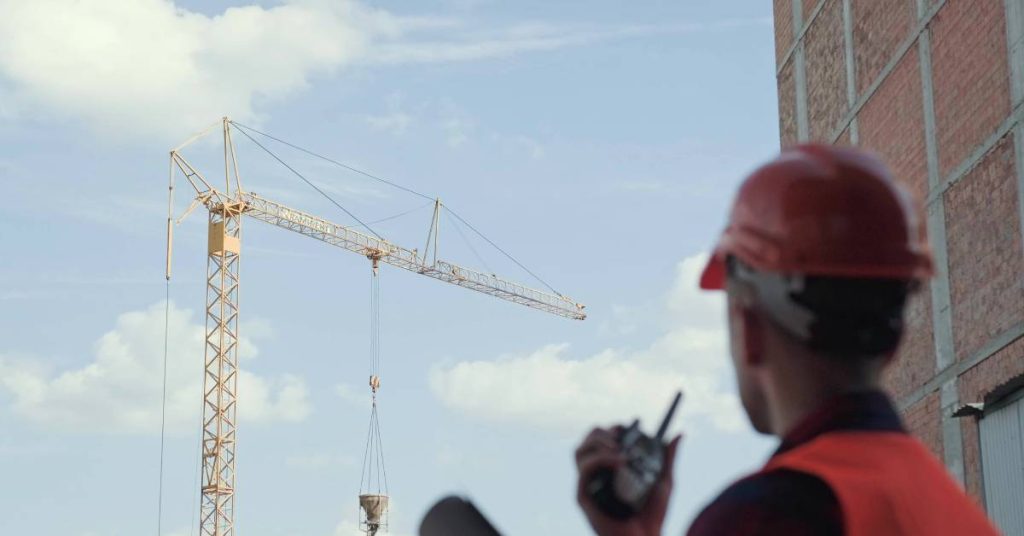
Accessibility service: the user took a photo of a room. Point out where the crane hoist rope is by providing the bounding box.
[359,258,389,536]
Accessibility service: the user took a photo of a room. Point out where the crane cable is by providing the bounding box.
[229,121,563,296]
[231,121,433,202]
[157,156,175,536]
[341,201,436,231]
[157,282,170,536]
[230,122,385,239]
[360,266,389,498]
[443,206,561,296]
[445,210,493,276]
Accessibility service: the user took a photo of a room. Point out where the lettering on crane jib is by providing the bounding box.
[278,207,336,235]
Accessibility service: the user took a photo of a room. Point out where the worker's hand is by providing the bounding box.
[575,426,682,536]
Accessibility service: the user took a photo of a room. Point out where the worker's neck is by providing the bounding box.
[764,357,881,438]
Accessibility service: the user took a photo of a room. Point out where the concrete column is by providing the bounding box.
[793,0,810,141]
[842,0,858,143]
[1005,0,1024,263]
[917,1,965,483]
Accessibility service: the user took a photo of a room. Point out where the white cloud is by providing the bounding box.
[367,19,770,65]
[0,0,385,139]
[491,132,545,159]
[436,101,478,149]
[368,22,632,65]
[334,519,364,536]
[513,136,545,159]
[441,116,475,148]
[0,86,14,120]
[598,304,645,336]
[0,0,769,138]
[364,93,415,136]
[364,93,414,135]
[365,112,413,135]
[429,254,746,436]
[445,0,493,10]
[0,301,311,434]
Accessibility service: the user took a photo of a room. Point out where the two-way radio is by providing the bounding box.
[584,391,683,519]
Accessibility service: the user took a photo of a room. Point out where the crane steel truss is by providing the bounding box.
[198,202,243,536]
[167,118,584,536]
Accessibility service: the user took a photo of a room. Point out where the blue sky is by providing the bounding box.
[0,1,781,534]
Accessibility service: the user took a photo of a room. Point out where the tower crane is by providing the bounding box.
[165,118,585,536]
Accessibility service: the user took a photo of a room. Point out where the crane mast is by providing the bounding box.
[166,118,584,536]
[200,200,243,536]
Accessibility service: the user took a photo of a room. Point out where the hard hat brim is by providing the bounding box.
[699,250,726,290]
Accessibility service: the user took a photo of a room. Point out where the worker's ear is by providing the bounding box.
[727,281,764,367]
[740,307,765,367]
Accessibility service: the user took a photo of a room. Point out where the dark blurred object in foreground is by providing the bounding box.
[419,495,502,536]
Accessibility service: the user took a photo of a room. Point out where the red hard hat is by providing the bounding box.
[700,144,934,290]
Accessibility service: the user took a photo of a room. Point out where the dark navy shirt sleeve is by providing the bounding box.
[686,469,843,536]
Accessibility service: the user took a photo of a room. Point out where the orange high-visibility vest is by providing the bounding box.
[763,431,1000,536]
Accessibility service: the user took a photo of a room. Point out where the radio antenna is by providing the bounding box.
[655,391,683,441]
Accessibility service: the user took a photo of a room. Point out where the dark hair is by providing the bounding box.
[794,275,909,358]
[726,256,911,359]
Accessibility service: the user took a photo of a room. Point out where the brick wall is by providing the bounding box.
[944,135,1024,362]
[773,0,795,66]
[858,46,927,198]
[884,287,934,401]
[773,0,1024,510]
[930,0,1011,178]
[905,391,944,460]
[778,62,798,147]
[852,0,915,95]
[804,0,848,141]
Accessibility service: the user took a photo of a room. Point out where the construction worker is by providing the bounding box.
[574,145,1001,536]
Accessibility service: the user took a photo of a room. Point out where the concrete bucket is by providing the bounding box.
[360,494,389,534]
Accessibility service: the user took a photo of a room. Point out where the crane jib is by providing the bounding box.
[278,206,336,235]
[232,192,585,320]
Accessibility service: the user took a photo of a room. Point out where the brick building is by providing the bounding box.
[772,0,1024,532]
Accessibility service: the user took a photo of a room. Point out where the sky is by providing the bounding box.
[0,1,782,535]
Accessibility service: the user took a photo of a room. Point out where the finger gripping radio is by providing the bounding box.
[585,391,682,519]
